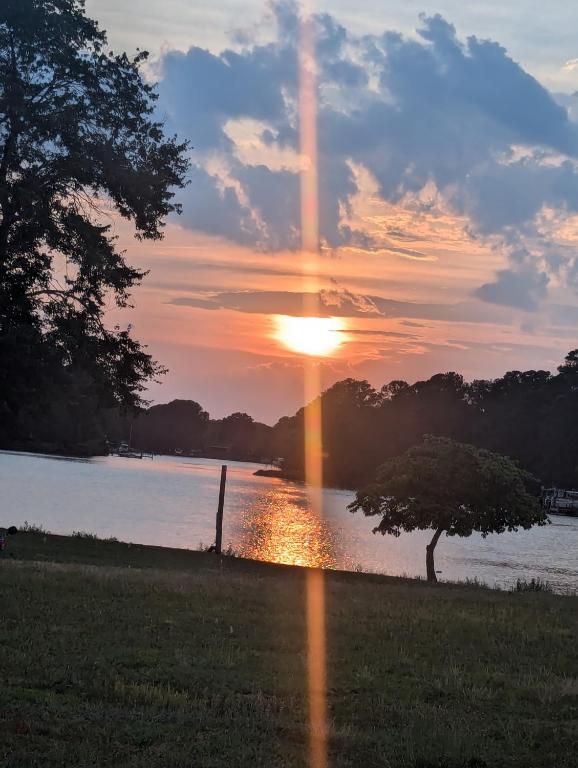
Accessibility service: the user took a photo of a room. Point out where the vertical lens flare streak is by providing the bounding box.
[299,3,318,268]
[299,3,328,768]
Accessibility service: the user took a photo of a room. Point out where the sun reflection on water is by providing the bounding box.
[236,487,340,569]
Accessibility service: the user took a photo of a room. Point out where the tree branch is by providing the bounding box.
[28,288,106,332]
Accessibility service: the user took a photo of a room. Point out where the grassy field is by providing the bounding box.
[1,532,577,768]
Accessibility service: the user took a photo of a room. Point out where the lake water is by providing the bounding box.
[2,451,577,593]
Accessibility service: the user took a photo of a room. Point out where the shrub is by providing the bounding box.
[513,577,553,593]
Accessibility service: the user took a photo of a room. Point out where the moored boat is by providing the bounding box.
[541,487,578,517]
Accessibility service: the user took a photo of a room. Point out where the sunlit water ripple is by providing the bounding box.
[1,451,577,593]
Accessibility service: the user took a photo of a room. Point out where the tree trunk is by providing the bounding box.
[425,527,444,582]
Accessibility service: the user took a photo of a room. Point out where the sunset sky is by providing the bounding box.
[88,0,578,423]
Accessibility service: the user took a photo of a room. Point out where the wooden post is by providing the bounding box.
[215,464,227,554]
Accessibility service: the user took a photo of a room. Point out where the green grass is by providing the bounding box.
[1,533,578,767]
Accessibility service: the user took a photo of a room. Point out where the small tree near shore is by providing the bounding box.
[349,436,547,582]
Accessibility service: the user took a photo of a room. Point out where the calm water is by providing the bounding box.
[1,451,577,593]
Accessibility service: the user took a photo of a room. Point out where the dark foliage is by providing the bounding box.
[111,350,578,492]
[0,0,189,454]
[514,577,553,593]
[274,349,578,490]
[349,435,546,580]
[107,400,274,462]
[131,400,209,454]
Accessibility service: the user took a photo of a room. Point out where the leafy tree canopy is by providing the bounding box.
[349,436,547,581]
[0,0,189,450]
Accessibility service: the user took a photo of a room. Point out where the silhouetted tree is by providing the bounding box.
[320,379,382,486]
[132,400,209,453]
[271,350,578,490]
[211,412,273,460]
[0,0,189,451]
[538,351,578,485]
[380,380,409,401]
[471,370,552,478]
[349,436,546,581]
[381,372,473,456]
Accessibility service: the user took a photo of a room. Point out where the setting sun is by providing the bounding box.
[275,315,346,357]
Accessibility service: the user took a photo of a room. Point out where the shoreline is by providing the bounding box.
[4,529,576,597]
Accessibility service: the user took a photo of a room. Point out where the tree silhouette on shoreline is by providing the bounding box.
[0,0,189,451]
[349,436,547,582]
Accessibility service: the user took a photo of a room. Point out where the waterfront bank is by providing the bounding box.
[2,531,577,767]
[2,451,578,592]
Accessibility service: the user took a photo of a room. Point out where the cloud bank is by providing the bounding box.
[156,1,578,310]
[168,287,512,324]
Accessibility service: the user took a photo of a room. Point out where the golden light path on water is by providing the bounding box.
[237,487,341,569]
[299,3,328,766]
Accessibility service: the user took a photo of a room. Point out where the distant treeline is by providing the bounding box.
[112,348,578,489]
[106,404,273,463]
[4,350,578,489]
[268,348,578,489]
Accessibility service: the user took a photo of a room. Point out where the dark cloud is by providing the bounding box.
[380,245,432,260]
[235,163,300,250]
[176,166,258,245]
[169,288,514,324]
[473,248,550,310]
[156,2,578,306]
[401,320,430,328]
[386,228,424,242]
[170,290,371,317]
[343,329,418,339]
[475,267,549,311]
[159,29,294,152]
